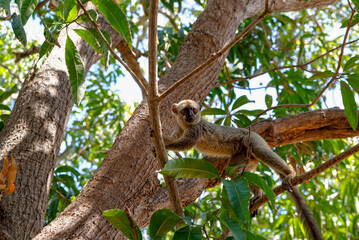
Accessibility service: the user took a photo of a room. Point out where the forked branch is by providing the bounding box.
[157,0,276,102]
[76,0,149,96]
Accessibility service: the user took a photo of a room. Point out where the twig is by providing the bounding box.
[0,63,21,82]
[125,208,139,240]
[157,1,275,103]
[13,45,40,62]
[253,8,355,122]
[147,0,184,217]
[219,227,230,240]
[250,142,359,213]
[0,13,14,21]
[158,9,179,31]
[50,186,71,204]
[216,36,359,88]
[76,0,149,97]
[332,165,359,183]
[202,226,210,240]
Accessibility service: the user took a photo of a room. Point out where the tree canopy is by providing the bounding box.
[0,0,358,239]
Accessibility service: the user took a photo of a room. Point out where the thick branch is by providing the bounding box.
[149,108,359,210]
[250,142,359,212]
[115,39,147,99]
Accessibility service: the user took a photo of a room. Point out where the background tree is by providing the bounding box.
[0,0,358,239]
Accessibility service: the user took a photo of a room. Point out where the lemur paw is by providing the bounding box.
[282,175,295,192]
[250,195,261,218]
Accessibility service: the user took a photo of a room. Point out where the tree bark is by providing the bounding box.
[0,6,124,239]
[31,0,342,239]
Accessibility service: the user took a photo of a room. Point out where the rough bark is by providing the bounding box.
[0,6,124,239]
[31,0,343,239]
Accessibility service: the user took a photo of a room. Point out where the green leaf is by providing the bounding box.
[11,14,27,46]
[65,36,85,106]
[222,217,246,240]
[273,13,296,26]
[232,95,252,111]
[20,0,39,25]
[222,178,251,225]
[38,39,55,61]
[264,94,273,108]
[352,0,359,12]
[225,166,239,178]
[340,81,358,130]
[74,29,102,53]
[63,0,76,21]
[244,230,266,240]
[92,0,132,49]
[148,209,182,239]
[173,225,202,240]
[347,74,359,94]
[103,209,142,240]
[307,71,334,81]
[38,29,60,62]
[15,0,21,9]
[243,172,275,207]
[77,9,98,22]
[87,28,111,66]
[0,87,19,103]
[344,55,359,72]
[55,165,80,177]
[201,108,227,116]
[0,114,9,122]
[211,197,240,222]
[0,104,11,111]
[159,158,221,179]
[340,13,359,28]
[66,2,80,22]
[0,0,11,15]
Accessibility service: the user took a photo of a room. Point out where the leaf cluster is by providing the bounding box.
[105,158,274,239]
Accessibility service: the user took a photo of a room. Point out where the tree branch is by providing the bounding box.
[216,36,359,87]
[157,1,275,102]
[250,142,359,213]
[76,0,149,96]
[0,63,21,82]
[254,7,356,121]
[115,39,147,99]
[147,0,184,217]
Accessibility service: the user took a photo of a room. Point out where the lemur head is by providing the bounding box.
[171,100,202,126]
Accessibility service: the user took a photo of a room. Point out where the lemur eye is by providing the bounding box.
[192,108,198,114]
[180,109,186,115]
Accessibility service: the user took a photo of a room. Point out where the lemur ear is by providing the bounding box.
[197,102,202,110]
[171,104,178,114]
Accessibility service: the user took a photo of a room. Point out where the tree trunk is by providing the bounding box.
[31,0,343,239]
[0,6,123,239]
